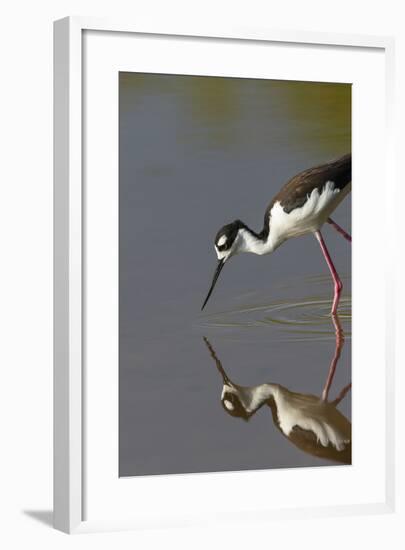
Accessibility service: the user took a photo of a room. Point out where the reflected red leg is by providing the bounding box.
[331,383,352,406]
[322,314,344,402]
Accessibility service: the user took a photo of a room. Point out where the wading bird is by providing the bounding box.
[202,154,352,314]
[203,328,351,464]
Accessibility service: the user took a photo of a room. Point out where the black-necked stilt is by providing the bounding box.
[203,331,351,464]
[202,154,352,314]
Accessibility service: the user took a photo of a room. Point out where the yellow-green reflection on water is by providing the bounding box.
[120,72,351,153]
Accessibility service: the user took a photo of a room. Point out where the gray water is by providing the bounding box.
[119,73,351,476]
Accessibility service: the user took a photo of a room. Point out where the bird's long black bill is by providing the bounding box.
[201,259,225,310]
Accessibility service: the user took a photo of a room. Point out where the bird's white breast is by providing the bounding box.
[268,181,349,246]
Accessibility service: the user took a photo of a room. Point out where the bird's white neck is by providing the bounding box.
[236,228,279,256]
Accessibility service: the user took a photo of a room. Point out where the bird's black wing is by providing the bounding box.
[265,153,352,223]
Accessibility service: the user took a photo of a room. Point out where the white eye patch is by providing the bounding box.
[217,235,227,247]
[223,399,234,411]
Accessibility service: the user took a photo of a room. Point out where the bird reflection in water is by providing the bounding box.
[203,315,351,465]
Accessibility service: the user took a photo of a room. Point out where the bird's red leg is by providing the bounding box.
[327,217,352,243]
[314,230,343,315]
[322,313,344,401]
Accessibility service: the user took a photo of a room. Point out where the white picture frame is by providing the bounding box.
[54,16,396,534]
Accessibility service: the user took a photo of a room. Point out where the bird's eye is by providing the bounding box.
[217,235,228,248]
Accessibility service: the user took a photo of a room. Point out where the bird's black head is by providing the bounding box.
[214,220,245,257]
[201,220,246,311]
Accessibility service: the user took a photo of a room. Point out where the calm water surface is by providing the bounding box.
[119,73,351,476]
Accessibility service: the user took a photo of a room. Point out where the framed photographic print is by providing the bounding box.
[54,17,396,534]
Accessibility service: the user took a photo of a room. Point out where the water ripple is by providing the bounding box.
[198,275,351,342]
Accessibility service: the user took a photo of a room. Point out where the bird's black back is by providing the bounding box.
[260,153,351,239]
